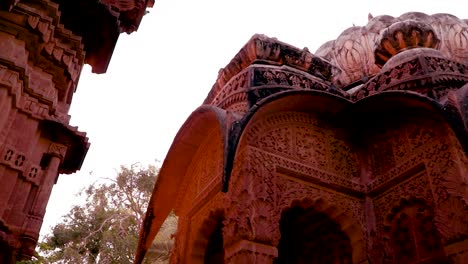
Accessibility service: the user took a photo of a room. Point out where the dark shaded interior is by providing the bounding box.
[275,206,353,264]
[204,218,224,264]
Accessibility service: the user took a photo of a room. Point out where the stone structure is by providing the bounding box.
[136,12,468,264]
[0,0,153,262]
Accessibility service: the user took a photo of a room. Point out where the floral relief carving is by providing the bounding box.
[213,70,250,106]
[246,112,360,187]
[368,121,443,179]
[224,147,281,249]
[256,126,293,156]
[253,67,329,91]
[294,126,327,170]
[424,138,468,243]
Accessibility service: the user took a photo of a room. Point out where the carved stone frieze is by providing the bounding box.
[211,64,336,114]
[204,34,334,107]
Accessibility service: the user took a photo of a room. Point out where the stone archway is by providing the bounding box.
[275,202,353,264]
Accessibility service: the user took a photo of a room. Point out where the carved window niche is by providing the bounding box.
[1,146,27,172]
[24,164,42,185]
[384,198,449,264]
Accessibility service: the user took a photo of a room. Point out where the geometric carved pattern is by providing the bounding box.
[0,144,43,185]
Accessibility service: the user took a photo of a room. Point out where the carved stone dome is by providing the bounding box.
[316,12,468,88]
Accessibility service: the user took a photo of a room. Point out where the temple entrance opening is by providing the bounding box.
[192,211,225,264]
[203,218,224,264]
[275,205,353,264]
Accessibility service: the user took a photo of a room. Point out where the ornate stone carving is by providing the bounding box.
[375,20,440,67]
[354,49,468,100]
[317,12,468,89]
[137,12,468,264]
[225,146,367,263]
[246,112,360,185]
[316,27,382,87]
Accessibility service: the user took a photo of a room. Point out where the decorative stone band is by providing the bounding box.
[211,64,337,114]
[353,49,468,100]
[9,1,85,95]
[204,34,334,105]
[0,63,63,121]
[2,0,154,73]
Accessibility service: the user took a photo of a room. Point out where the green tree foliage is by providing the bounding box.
[35,164,176,264]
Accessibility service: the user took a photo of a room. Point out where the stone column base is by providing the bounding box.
[225,240,277,264]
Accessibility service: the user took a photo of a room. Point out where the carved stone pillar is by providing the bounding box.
[30,143,66,217]
[224,240,278,264]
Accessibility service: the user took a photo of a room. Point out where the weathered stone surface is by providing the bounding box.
[0,0,152,262]
[136,12,468,264]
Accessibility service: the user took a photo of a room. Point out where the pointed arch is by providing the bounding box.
[135,105,228,264]
[276,198,365,264]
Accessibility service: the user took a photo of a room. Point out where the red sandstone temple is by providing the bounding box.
[136,12,468,264]
[0,0,153,262]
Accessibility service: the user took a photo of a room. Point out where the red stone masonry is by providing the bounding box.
[137,12,468,264]
[0,0,153,262]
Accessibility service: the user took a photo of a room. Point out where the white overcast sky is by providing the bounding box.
[41,0,468,236]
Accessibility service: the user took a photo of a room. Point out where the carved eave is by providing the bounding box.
[3,0,154,73]
[51,0,153,73]
[204,34,335,105]
[39,120,89,174]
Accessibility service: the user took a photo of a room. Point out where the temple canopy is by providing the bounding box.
[136,12,468,264]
